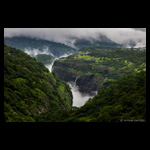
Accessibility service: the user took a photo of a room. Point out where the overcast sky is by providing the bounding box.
[4,28,146,48]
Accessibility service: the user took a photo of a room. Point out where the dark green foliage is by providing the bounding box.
[4,44,146,122]
[36,54,54,64]
[61,71,146,122]
[4,45,72,122]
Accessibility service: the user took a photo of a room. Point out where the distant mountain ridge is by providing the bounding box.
[69,34,122,49]
[4,34,122,57]
[4,36,76,57]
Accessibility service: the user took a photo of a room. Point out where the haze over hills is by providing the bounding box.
[72,34,122,49]
[4,28,146,48]
[4,36,76,58]
[4,34,122,54]
[4,28,146,122]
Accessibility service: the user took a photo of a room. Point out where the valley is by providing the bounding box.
[4,36,76,58]
[52,46,146,104]
[4,29,146,122]
[4,45,73,122]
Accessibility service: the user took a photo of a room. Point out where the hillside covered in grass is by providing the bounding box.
[4,44,72,122]
[53,46,146,94]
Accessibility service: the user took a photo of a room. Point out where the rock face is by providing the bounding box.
[53,63,76,82]
[53,60,100,95]
[76,75,98,95]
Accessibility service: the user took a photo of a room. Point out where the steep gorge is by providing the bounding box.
[4,44,146,122]
[4,45,73,122]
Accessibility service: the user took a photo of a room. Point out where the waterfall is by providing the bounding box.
[74,76,81,87]
[45,53,73,72]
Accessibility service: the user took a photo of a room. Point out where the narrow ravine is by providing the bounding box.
[46,53,97,107]
[25,50,98,108]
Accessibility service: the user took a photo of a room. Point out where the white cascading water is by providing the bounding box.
[73,76,80,87]
[67,76,97,107]
[23,48,97,107]
[46,53,73,72]
[43,52,97,107]
[45,58,56,72]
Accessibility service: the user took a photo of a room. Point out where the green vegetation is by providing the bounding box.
[36,54,55,65]
[60,71,146,122]
[4,45,72,122]
[4,44,146,122]
[53,46,146,93]
[4,36,76,57]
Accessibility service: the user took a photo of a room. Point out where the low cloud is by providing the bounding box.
[4,28,146,48]
[132,28,146,32]
[24,47,54,57]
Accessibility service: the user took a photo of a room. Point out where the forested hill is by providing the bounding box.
[53,46,146,94]
[4,36,76,57]
[4,44,72,122]
[4,44,146,122]
[61,71,146,122]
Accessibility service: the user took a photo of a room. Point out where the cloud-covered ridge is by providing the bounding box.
[4,28,146,48]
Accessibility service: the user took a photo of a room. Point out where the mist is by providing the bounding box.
[24,46,54,57]
[4,28,146,48]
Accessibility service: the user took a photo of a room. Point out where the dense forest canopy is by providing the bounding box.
[36,54,55,65]
[60,71,146,122]
[4,44,146,122]
[4,45,72,122]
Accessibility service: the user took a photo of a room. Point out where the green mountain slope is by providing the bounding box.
[4,44,72,122]
[36,54,55,65]
[4,36,76,57]
[61,71,146,122]
[53,46,146,94]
